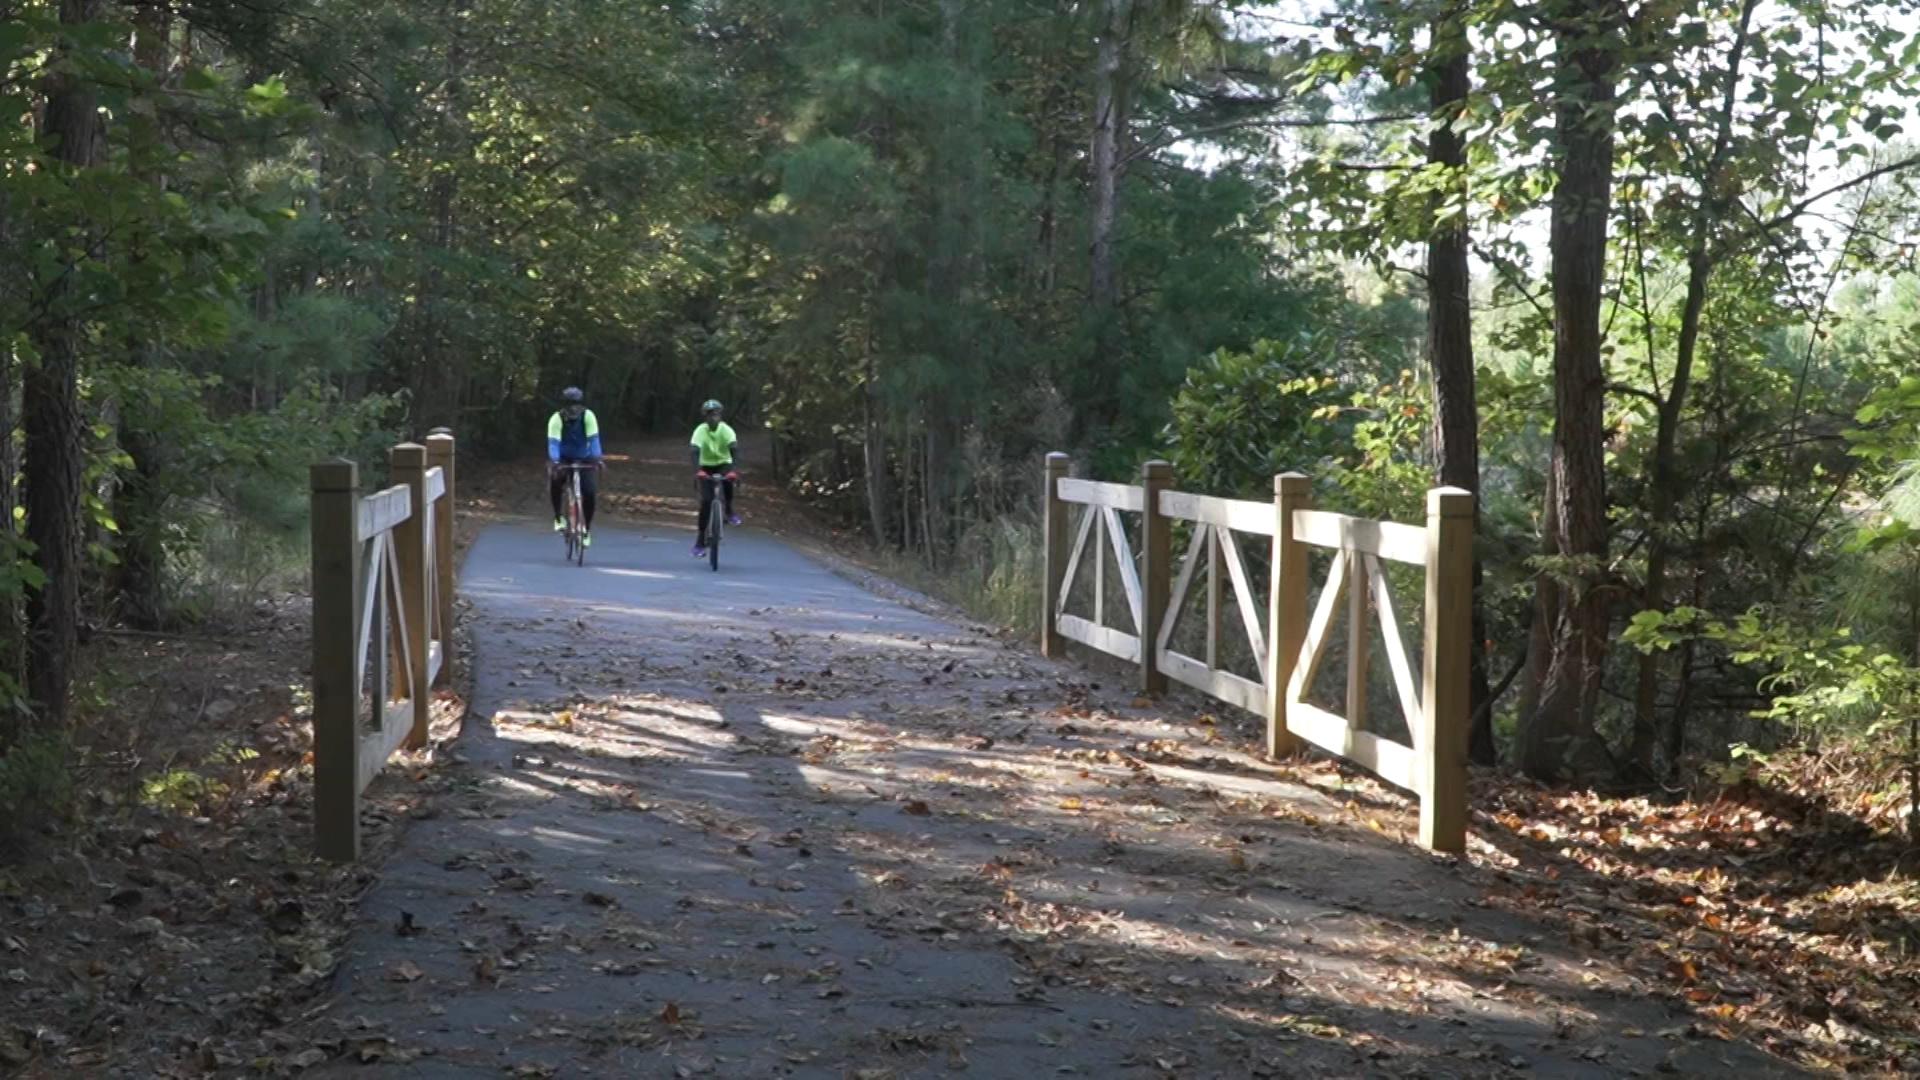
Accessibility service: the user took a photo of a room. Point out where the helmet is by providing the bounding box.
[701,399,723,413]
[561,386,584,403]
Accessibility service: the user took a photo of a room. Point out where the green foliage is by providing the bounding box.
[1625,606,1920,747]
[1165,338,1346,498]
[1166,339,1431,521]
[11,0,1920,805]
[1319,370,1433,523]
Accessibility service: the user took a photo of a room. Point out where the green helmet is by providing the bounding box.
[702,399,723,413]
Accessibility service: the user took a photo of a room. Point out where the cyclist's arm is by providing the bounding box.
[546,413,561,463]
[690,429,703,468]
[585,410,603,460]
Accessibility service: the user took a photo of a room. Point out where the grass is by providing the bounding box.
[875,515,1045,638]
[163,499,312,628]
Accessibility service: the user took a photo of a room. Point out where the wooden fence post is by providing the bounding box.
[1140,460,1172,693]
[1267,473,1311,759]
[311,460,361,864]
[1420,486,1475,854]
[390,443,432,750]
[1041,452,1070,659]
[426,429,456,681]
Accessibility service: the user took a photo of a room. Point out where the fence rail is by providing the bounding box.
[1041,453,1473,853]
[311,432,457,862]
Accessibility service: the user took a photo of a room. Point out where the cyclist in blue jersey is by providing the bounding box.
[547,387,604,547]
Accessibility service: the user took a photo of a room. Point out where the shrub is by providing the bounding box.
[0,729,73,855]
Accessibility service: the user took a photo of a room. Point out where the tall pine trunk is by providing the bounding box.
[1424,8,1495,765]
[116,4,176,630]
[22,0,106,730]
[0,160,19,686]
[1523,0,1623,780]
[1089,0,1130,312]
[862,330,891,547]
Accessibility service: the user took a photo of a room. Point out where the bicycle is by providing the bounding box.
[554,462,595,566]
[697,469,738,572]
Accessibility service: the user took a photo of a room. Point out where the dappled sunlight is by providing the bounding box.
[523,823,618,852]
[590,567,675,581]
[312,491,1816,1078]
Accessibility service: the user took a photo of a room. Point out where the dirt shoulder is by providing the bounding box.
[0,476,510,1077]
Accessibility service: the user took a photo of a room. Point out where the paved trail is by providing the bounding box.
[312,445,1798,1078]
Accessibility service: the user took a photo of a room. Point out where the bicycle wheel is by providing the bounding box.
[567,474,586,565]
[572,504,586,567]
[708,484,721,571]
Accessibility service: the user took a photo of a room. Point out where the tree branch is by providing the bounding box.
[1119,113,1420,168]
[1609,382,1663,408]
[1744,153,1920,241]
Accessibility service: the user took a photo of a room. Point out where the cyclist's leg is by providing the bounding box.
[580,468,598,532]
[722,466,740,524]
[695,470,714,549]
[549,467,566,527]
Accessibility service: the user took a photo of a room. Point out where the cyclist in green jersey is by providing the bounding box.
[690,399,739,558]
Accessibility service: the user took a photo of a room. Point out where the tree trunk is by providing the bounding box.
[22,0,106,730]
[115,3,174,630]
[1037,131,1061,292]
[1524,0,1623,781]
[923,424,948,564]
[899,419,914,553]
[862,338,891,547]
[1089,0,1131,312]
[411,0,468,428]
[1424,7,1495,765]
[0,155,19,687]
[1629,0,1758,776]
[115,422,168,630]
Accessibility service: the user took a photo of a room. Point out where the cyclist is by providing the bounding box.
[547,387,603,547]
[690,398,739,558]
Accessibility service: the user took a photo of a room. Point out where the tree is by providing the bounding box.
[1421,3,1496,764]
[20,0,106,730]
[1089,0,1136,313]
[1521,0,1627,780]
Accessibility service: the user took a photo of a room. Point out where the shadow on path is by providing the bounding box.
[306,468,1804,1077]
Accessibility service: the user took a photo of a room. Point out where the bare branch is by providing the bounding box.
[1744,153,1920,241]
[1121,112,1419,168]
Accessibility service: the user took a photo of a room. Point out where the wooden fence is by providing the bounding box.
[310,432,457,862]
[1041,453,1473,853]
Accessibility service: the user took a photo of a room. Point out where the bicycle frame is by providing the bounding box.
[699,470,736,572]
[556,462,593,565]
